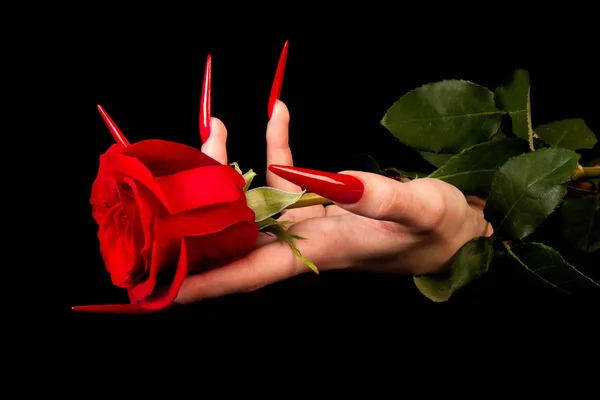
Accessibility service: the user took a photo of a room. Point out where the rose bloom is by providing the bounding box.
[88,139,258,312]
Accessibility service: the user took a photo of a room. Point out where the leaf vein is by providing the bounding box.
[394,110,505,123]
[503,243,570,294]
[433,169,495,180]
[496,157,572,234]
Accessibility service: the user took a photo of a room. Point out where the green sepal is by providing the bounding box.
[229,162,257,192]
[242,170,257,191]
[383,167,428,180]
[258,217,319,274]
[246,187,306,222]
[230,162,243,175]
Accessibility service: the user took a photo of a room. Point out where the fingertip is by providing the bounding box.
[210,117,228,140]
[201,117,228,164]
[269,100,290,124]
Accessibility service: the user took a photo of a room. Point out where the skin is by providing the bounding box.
[175,100,493,305]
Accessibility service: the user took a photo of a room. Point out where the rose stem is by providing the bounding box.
[571,165,600,181]
[284,192,332,209]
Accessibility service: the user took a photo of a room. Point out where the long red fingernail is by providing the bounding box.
[268,165,364,204]
[97,104,130,147]
[71,304,158,314]
[199,54,212,143]
[268,40,288,119]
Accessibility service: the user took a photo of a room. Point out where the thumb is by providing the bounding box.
[268,165,446,229]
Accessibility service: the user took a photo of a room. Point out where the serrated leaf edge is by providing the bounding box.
[503,241,600,294]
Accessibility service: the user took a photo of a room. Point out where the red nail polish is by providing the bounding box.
[71,304,157,314]
[268,165,364,204]
[268,40,288,119]
[199,54,212,143]
[97,104,130,147]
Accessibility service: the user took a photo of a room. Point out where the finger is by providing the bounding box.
[325,205,348,217]
[266,100,299,192]
[201,118,228,165]
[268,165,454,230]
[266,101,325,221]
[175,217,343,304]
[255,231,280,247]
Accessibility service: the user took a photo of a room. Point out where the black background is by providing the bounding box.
[37,11,598,336]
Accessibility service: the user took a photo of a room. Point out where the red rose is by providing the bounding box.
[82,139,258,313]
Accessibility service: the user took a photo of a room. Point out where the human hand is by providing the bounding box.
[177,60,492,305]
[176,43,492,305]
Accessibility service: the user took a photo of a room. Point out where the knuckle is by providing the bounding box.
[374,184,400,220]
[417,180,448,229]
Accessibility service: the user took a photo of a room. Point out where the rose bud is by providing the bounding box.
[75,139,258,313]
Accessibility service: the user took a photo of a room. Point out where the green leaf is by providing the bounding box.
[383,167,428,180]
[492,128,507,140]
[381,80,503,153]
[428,138,529,194]
[561,193,600,253]
[535,118,597,150]
[504,242,600,294]
[245,187,305,222]
[229,162,256,191]
[260,218,319,274]
[420,152,454,168]
[242,169,257,191]
[495,69,533,144]
[484,147,580,240]
[420,130,515,167]
[414,236,494,302]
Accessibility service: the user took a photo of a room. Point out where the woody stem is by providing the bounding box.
[571,166,600,181]
[285,192,332,209]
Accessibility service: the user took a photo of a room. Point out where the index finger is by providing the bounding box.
[266,100,300,192]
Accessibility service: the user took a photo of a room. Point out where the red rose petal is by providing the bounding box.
[97,209,139,288]
[137,239,190,310]
[103,152,172,209]
[127,239,170,304]
[154,164,246,213]
[71,304,162,314]
[126,179,157,266]
[122,139,219,177]
[91,144,128,191]
[128,199,255,302]
[103,156,245,215]
[185,221,259,272]
[157,195,255,237]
